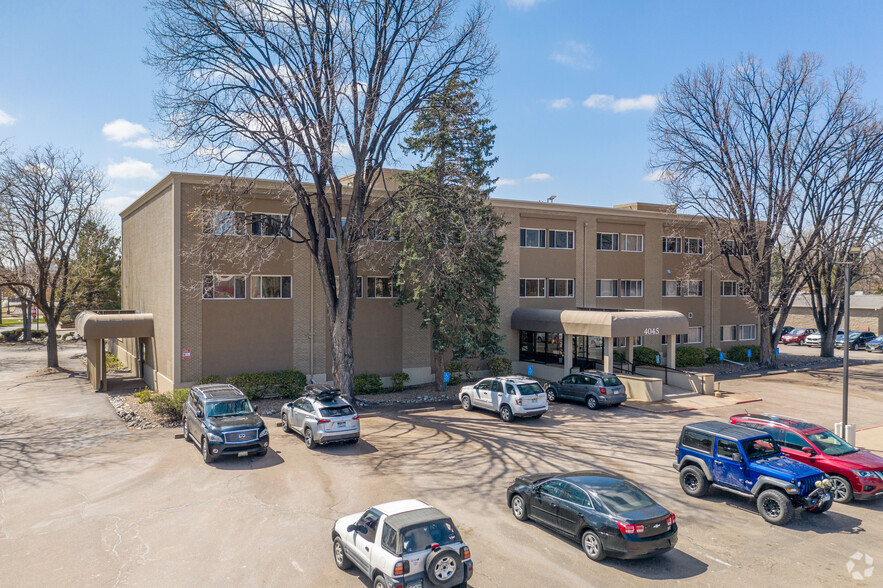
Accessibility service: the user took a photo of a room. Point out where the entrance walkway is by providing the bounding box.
[624,384,761,414]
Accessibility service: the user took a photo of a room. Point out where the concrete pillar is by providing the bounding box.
[101,338,108,391]
[86,338,101,391]
[626,337,634,367]
[563,334,573,374]
[667,337,677,369]
[603,337,613,373]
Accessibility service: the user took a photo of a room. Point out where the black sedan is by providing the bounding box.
[507,471,677,561]
[867,336,883,353]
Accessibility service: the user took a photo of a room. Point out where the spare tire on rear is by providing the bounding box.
[424,547,463,587]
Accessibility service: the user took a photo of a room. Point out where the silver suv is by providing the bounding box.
[281,385,360,448]
[545,371,627,409]
[459,376,548,422]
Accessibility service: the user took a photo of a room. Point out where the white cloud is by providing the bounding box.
[103,119,149,142]
[107,158,160,180]
[550,41,593,70]
[122,137,160,150]
[643,170,674,182]
[494,173,552,187]
[0,109,15,126]
[495,178,518,187]
[526,173,552,181]
[101,196,136,214]
[583,93,658,113]
[506,0,544,8]
[549,98,572,110]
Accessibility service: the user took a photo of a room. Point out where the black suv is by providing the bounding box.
[183,384,270,463]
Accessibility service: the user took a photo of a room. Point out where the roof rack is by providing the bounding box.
[303,383,342,399]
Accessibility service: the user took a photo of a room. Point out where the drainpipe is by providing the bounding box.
[309,262,314,381]
[583,222,588,307]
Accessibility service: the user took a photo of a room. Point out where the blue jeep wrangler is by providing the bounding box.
[674,421,834,525]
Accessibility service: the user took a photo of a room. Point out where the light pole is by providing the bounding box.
[832,246,862,444]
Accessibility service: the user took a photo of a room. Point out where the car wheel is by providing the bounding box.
[511,494,528,521]
[830,475,854,503]
[499,405,514,422]
[805,499,833,514]
[679,465,710,497]
[586,395,599,410]
[281,412,291,433]
[182,417,190,443]
[304,427,317,449]
[425,548,461,586]
[374,576,386,588]
[581,529,606,561]
[461,394,473,411]
[333,536,353,570]
[757,489,794,525]
[546,387,557,402]
[201,436,214,464]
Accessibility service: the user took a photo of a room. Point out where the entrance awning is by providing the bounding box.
[510,307,688,338]
[75,311,154,340]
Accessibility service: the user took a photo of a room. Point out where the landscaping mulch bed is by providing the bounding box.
[687,353,848,377]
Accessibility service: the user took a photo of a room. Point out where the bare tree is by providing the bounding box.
[147,0,494,398]
[650,53,873,367]
[0,146,106,367]
[800,121,883,356]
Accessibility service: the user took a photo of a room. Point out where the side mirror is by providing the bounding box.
[801,446,816,456]
[196,410,204,419]
[346,524,355,533]
[733,453,743,463]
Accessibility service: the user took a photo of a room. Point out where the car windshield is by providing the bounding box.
[807,430,857,456]
[789,329,806,336]
[319,405,355,417]
[741,436,780,460]
[517,383,544,396]
[401,520,461,553]
[206,399,253,418]
[601,376,622,387]
[871,337,883,344]
[594,480,656,514]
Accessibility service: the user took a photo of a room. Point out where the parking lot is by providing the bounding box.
[2,342,883,586]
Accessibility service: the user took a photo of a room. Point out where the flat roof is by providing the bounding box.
[511,307,689,338]
[75,311,154,340]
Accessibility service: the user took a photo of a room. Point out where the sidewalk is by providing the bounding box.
[624,385,762,414]
[856,425,883,453]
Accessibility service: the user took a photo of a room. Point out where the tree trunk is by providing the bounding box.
[757,310,776,368]
[820,329,837,358]
[46,317,59,368]
[329,301,355,401]
[433,351,445,394]
[22,301,32,342]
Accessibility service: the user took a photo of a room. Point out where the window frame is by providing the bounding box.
[520,228,546,249]
[202,274,247,300]
[548,229,574,250]
[248,212,291,238]
[366,276,397,299]
[619,279,644,298]
[687,326,703,344]
[662,236,682,254]
[662,280,681,297]
[596,232,619,251]
[548,278,575,298]
[683,279,704,297]
[720,280,738,297]
[250,275,292,300]
[204,210,246,236]
[720,325,737,342]
[621,233,644,253]
[684,237,704,255]
[596,279,618,298]
[739,324,757,341]
[519,278,546,298]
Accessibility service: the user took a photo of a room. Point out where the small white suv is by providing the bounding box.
[332,499,473,588]
[459,376,548,422]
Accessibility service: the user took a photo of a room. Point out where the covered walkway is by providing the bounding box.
[75,310,154,391]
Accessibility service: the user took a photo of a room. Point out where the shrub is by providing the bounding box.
[30,330,48,340]
[632,346,661,366]
[676,346,706,367]
[134,387,153,404]
[1,329,22,342]
[446,361,465,386]
[151,388,189,421]
[487,356,512,377]
[390,372,410,393]
[705,347,721,364]
[354,373,384,395]
[726,345,762,363]
[105,352,125,371]
[613,350,626,363]
[225,370,306,399]
[196,375,221,385]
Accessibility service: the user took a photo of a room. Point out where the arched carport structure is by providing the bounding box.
[75,311,154,391]
[511,307,689,374]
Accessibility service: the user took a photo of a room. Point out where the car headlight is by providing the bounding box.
[205,431,223,443]
[852,470,879,479]
[259,428,269,438]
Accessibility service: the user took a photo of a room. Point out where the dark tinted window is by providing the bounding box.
[716,439,741,461]
[539,480,568,498]
[356,509,382,542]
[491,380,504,393]
[681,429,713,453]
[781,430,810,450]
[476,380,491,390]
[380,523,398,554]
[319,405,355,417]
[401,520,460,554]
[562,375,577,384]
[601,376,621,387]
[595,480,656,514]
[560,482,591,507]
[742,437,780,459]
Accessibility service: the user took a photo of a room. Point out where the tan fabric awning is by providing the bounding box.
[511,308,689,338]
[75,311,154,340]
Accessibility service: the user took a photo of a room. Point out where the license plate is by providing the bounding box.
[406,582,422,588]
[337,422,346,428]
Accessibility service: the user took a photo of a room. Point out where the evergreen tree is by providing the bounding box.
[394,75,506,392]
[66,216,121,319]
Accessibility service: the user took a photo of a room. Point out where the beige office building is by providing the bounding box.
[115,172,758,392]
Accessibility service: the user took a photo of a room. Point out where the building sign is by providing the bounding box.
[443,371,450,383]
[182,349,191,359]
[527,365,534,376]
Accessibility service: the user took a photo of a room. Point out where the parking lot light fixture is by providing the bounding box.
[832,246,863,442]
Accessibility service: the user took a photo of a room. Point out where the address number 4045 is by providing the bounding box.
[643,327,660,335]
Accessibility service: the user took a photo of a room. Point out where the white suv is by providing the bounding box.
[459,376,548,422]
[332,499,472,588]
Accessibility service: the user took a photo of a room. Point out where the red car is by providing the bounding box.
[730,413,883,503]
[780,328,816,345]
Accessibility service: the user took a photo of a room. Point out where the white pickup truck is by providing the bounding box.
[459,376,548,422]
[332,499,472,588]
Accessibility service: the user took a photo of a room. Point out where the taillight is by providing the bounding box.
[461,546,471,560]
[666,513,676,527]
[317,419,330,424]
[352,415,360,420]
[617,521,644,534]
[393,561,405,576]
[599,387,607,395]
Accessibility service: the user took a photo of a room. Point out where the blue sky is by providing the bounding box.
[3,0,883,221]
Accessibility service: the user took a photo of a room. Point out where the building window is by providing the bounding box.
[366,276,397,299]
[367,219,401,241]
[721,240,748,256]
[721,281,738,297]
[662,280,681,297]
[520,228,546,248]
[249,213,291,237]
[596,279,618,297]
[520,278,546,298]
[684,280,704,297]
[596,233,619,251]
[740,324,757,341]
[204,211,246,236]
[721,325,737,342]
[548,278,574,298]
[621,234,644,252]
[203,275,246,299]
[738,282,750,296]
[337,276,363,298]
[620,279,644,298]
[326,217,347,239]
[662,236,682,253]
[519,331,564,364]
[687,327,703,344]
[685,237,704,255]
[548,230,574,249]
[251,275,292,299]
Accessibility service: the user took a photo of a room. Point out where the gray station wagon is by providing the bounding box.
[281,384,360,448]
[545,371,627,409]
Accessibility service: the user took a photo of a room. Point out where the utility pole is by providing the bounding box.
[833,246,862,445]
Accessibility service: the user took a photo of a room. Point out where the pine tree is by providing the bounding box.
[394,75,506,392]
